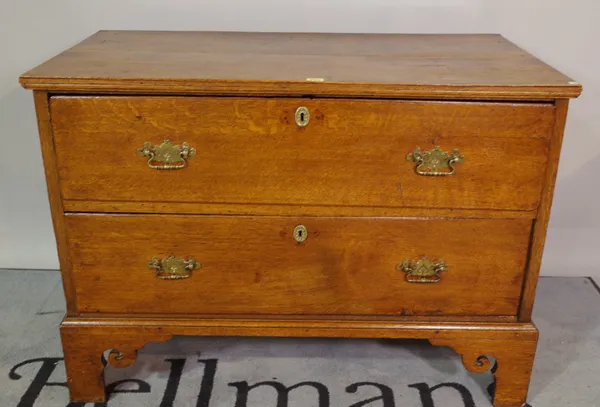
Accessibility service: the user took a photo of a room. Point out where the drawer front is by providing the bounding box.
[66,215,531,316]
[51,97,552,211]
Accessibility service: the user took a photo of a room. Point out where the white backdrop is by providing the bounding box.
[1,1,598,276]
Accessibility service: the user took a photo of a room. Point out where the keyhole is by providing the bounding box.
[293,225,308,243]
[295,107,309,127]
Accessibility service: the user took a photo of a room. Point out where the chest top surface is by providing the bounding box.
[20,31,581,100]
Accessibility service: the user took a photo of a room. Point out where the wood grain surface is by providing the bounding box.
[32,92,77,314]
[21,30,581,407]
[519,99,571,321]
[65,214,532,317]
[51,96,552,212]
[20,31,581,99]
[431,334,538,407]
[62,317,540,340]
[62,200,538,219]
[59,316,538,403]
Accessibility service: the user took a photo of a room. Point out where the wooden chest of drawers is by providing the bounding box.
[20,31,581,407]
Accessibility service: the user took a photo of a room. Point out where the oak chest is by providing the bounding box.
[20,31,581,407]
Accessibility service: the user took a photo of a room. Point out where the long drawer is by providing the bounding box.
[51,97,552,211]
[65,214,532,316]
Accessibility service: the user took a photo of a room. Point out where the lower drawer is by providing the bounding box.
[65,215,531,316]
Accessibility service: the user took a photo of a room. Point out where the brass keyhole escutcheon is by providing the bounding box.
[293,225,308,243]
[295,106,310,127]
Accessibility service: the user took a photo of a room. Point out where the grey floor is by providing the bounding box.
[0,270,599,406]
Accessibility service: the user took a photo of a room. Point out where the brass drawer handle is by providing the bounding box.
[406,146,464,176]
[397,257,449,283]
[147,255,201,280]
[137,139,196,170]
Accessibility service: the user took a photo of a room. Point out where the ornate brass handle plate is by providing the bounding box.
[406,146,464,176]
[397,257,449,283]
[137,139,196,170]
[147,255,201,280]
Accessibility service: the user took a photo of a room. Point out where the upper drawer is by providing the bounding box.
[50,97,553,211]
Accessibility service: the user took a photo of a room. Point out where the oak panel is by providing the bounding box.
[65,214,532,316]
[62,200,537,219]
[51,97,552,211]
[59,318,538,403]
[519,99,570,320]
[32,91,77,313]
[20,31,581,99]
